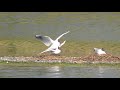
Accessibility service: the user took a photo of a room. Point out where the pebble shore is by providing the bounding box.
[0,54,120,64]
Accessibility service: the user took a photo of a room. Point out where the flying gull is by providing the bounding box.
[35,31,70,54]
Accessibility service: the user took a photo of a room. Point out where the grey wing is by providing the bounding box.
[55,31,70,41]
[35,35,54,46]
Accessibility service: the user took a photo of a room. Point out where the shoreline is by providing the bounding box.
[0,54,120,64]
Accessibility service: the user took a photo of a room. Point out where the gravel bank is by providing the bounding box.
[0,54,120,64]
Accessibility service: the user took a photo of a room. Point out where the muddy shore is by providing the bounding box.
[0,54,120,64]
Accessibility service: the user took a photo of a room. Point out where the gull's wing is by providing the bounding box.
[55,31,70,41]
[35,35,54,46]
[40,48,50,54]
[59,40,66,47]
[40,46,53,54]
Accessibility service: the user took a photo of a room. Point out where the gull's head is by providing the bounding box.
[101,48,105,51]
[58,39,61,43]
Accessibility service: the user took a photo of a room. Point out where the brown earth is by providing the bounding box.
[1,54,120,64]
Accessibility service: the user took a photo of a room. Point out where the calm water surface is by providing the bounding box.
[0,63,120,78]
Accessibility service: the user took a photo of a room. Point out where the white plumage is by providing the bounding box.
[35,31,70,54]
[94,48,106,56]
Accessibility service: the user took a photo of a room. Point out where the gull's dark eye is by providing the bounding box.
[102,48,104,51]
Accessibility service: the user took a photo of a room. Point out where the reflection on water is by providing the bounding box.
[98,66,105,78]
[48,66,60,72]
[0,64,120,78]
[45,66,61,78]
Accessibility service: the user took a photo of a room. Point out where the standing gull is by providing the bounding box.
[35,31,70,54]
[94,48,106,56]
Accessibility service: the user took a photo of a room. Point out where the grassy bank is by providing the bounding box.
[1,60,120,67]
[0,39,120,57]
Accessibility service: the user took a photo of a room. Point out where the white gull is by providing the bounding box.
[35,31,70,54]
[94,48,106,56]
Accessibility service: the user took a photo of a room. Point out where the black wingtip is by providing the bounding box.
[35,35,39,39]
[35,35,43,39]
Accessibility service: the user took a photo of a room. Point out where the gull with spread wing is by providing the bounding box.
[35,31,70,54]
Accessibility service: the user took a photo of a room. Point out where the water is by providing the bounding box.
[0,64,120,78]
[0,12,120,41]
[0,12,120,78]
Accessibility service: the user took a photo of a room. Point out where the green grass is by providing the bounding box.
[0,39,120,57]
[1,60,120,67]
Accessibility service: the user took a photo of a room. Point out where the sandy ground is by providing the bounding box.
[0,54,120,64]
